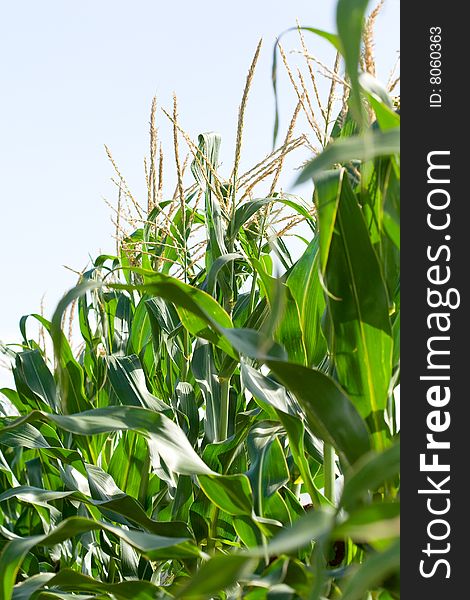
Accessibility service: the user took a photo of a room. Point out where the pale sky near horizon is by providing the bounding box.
[0,0,399,389]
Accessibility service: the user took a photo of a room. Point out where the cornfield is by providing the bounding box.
[0,1,400,598]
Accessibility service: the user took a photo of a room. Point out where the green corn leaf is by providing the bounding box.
[296,128,400,184]
[191,132,227,270]
[13,569,163,600]
[275,411,326,508]
[315,170,393,442]
[1,406,214,476]
[266,360,371,465]
[20,313,92,415]
[197,473,254,516]
[336,0,370,125]
[191,340,223,443]
[339,539,400,600]
[246,423,290,513]
[286,237,327,366]
[229,196,314,244]
[107,430,150,500]
[221,328,287,361]
[13,350,57,413]
[333,502,400,543]
[251,258,306,365]
[0,483,191,539]
[240,362,294,416]
[205,253,243,296]
[0,516,201,600]
[112,271,236,358]
[176,508,333,599]
[175,554,257,600]
[340,442,400,511]
[202,412,255,473]
[107,354,169,412]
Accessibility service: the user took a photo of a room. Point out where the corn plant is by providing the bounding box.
[0,2,399,598]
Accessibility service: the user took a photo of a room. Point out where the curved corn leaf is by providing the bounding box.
[340,442,400,511]
[1,406,213,476]
[0,483,190,539]
[175,508,334,599]
[229,196,314,244]
[0,516,200,600]
[340,540,400,600]
[13,570,163,600]
[107,354,169,412]
[197,473,254,516]
[13,351,57,413]
[175,554,257,600]
[246,423,289,513]
[266,360,371,465]
[112,271,236,358]
[333,502,400,544]
[205,253,243,296]
[296,128,400,184]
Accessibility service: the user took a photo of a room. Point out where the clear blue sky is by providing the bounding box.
[0,0,399,387]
